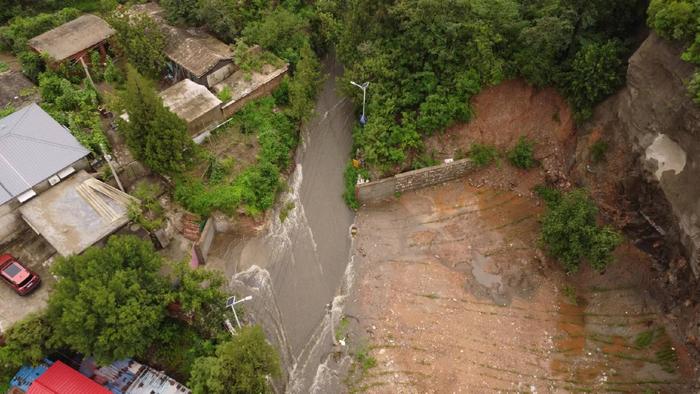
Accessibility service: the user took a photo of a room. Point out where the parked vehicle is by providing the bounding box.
[0,254,41,295]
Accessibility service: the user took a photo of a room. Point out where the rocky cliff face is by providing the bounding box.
[574,32,700,350]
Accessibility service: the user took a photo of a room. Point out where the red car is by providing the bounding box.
[0,254,41,295]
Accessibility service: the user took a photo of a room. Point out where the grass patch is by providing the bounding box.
[355,344,377,372]
[0,105,14,118]
[279,201,295,222]
[468,143,499,167]
[0,61,8,73]
[655,342,678,373]
[335,316,350,342]
[634,328,660,349]
[217,85,232,103]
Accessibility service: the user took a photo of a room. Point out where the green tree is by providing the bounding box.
[561,40,625,121]
[515,16,574,87]
[47,236,170,364]
[648,0,699,41]
[161,0,199,24]
[196,0,271,42]
[122,65,195,175]
[188,326,280,394]
[110,13,167,79]
[0,313,53,392]
[243,7,310,64]
[170,262,227,336]
[539,189,622,272]
[287,42,322,122]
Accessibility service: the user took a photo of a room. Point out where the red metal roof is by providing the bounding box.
[27,361,111,394]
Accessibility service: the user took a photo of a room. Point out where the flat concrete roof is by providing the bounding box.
[160,79,221,124]
[19,171,130,256]
[213,63,288,104]
[28,15,115,62]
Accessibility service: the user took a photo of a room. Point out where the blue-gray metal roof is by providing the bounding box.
[0,103,89,205]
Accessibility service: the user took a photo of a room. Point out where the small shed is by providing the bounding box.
[160,79,223,137]
[28,14,115,63]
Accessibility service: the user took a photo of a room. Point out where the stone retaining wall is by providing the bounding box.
[356,159,476,203]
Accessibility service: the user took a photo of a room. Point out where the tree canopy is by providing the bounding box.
[324,0,644,171]
[122,65,195,176]
[109,13,167,80]
[47,236,170,364]
[188,326,281,394]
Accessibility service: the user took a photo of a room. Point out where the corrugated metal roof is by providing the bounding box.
[27,361,111,394]
[0,103,89,205]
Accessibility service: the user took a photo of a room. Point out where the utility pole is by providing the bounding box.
[100,144,124,192]
[226,295,253,330]
[350,81,369,126]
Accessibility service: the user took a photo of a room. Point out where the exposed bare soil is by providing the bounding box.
[341,79,697,393]
[424,79,575,195]
[345,181,696,393]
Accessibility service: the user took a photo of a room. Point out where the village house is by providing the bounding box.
[0,103,134,257]
[131,3,235,88]
[0,103,90,242]
[28,14,115,67]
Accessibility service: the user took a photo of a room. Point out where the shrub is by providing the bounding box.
[343,161,368,210]
[540,189,622,272]
[589,140,609,163]
[508,136,536,169]
[468,143,498,167]
[103,57,123,85]
[0,61,7,73]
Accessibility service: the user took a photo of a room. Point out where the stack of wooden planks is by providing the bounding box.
[76,177,139,222]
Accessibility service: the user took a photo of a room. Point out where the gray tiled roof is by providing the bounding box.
[0,103,89,205]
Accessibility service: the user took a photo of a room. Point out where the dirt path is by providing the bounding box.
[343,180,695,393]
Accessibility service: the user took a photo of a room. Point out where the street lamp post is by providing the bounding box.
[350,81,369,126]
[226,295,253,330]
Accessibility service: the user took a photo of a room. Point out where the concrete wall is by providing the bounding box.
[187,105,224,136]
[221,71,287,119]
[194,217,216,264]
[356,159,476,203]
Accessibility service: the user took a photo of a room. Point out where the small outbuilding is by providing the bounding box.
[160,79,223,138]
[28,14,115,64]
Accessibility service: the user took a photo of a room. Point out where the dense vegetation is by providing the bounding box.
[537,187,622,272]
[648,0,700,103]
[0,236,279,392]
[321,0,644,173]
[174,96,297,216]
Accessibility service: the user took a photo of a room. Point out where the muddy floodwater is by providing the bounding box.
[344,180,696,393]
[208,55,357,392]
